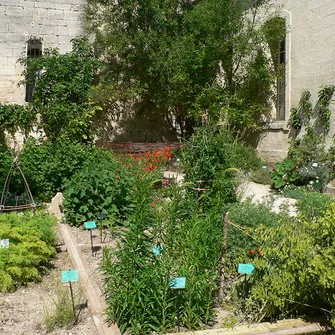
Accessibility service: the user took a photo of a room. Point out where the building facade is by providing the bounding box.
[1,0,334,152]
[0,0,86,104]
[257,0,335,161]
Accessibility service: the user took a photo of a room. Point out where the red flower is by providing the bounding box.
[249,249,255,256]
[126,164,130,169]
[151,201,155,206]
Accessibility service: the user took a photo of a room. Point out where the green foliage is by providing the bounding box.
[299,90,313,125]
[271,158,299,189]
[318,85,335,132]
[289,126,328,168]
[181,126,261,206]
[244,202,335,324]
[85,0,276,135]
[19,38,100,142]
[251,167,273,185]
[44,283,82,331]
[16,139,107,201]
[63,154,142,226]
[295,190,333,221]
[227,202,281,267]
[0,211,56,292]
[103,175,223,334]
[0,104,36,136]
[289,107,302,130]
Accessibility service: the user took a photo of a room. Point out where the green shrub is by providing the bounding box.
[271,158,299,189]
[226,202,281,267]
[63,158,129,226]
[19,138,108,201]
[0,211,57,292]
[296,191,334,221]
[244,202,335,324]
[181,127,261,208]
[0,145,12,195]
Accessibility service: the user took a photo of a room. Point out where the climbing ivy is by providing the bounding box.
[299,90,313,125]
[318,85,335,132]
[0,103,36,136]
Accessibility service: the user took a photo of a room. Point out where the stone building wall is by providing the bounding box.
[0,0,86,105]
[257,0,335,162]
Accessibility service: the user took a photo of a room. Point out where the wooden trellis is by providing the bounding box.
[0,152,36,212]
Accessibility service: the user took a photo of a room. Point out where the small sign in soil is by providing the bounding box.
[62,270,79,283]
[0,239,9,248]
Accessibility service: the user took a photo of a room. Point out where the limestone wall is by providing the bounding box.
[257,0,335,162]
[0,0,86,104]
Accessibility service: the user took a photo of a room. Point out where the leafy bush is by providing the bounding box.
[17,139,112,201]
[0,211,57,292]
[271,158,299,189]
[0,145,12,195]
[297,164,329,190]
[296,191,334,221]
[63,157,132,226]
[244,202,335,324]
[181,127,261,208]
[226,202,282,267]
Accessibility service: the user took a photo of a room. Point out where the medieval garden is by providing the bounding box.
[0,0,335,334]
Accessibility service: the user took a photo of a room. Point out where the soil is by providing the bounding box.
[0,223,113,335]
[0,182,297,335]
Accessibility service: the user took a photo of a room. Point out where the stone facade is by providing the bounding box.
[1,1,334,150]
[257,0,335,162]
[0,0,86,104]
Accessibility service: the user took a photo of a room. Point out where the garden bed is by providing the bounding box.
[0,242,98,335]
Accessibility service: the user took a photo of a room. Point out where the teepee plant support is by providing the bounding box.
[0,151,36,212]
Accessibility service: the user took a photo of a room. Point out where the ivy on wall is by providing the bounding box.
[0,103,36,136]
[290,85,335,133]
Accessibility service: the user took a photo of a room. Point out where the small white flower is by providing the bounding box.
[312,163,318,167]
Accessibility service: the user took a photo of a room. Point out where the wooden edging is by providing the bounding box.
[58,222,121,335]
[165,320,325,335]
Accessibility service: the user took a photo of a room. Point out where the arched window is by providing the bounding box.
[25,38,42,102]
[264,17,287,120]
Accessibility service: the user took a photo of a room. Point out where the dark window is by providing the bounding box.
[25,39,42,102]
[276,38,286,120]
[264,17,286,120]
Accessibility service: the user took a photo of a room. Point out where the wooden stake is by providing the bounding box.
[219,211,229,300]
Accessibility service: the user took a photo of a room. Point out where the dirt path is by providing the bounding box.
[0,224,112,335]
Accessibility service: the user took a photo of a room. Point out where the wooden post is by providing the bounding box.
[219,211,229,300]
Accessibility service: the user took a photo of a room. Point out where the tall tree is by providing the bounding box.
[85,0,277,137]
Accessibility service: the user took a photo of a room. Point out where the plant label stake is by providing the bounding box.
[61,270,79,322]
[84,221,97,256]
[0,239,9,248]
[238,264,254,312]
[169,277,186,332]
[152,245,163,255]
[96,212,106,243]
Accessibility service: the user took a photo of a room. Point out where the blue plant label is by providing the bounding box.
[152,246,163,255]
[169,277,186,289]
[84,221,97,230]
[62,270,79,283]
[0,239,9,248]
[238,263,255,274]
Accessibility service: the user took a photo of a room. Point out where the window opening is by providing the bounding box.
[25,39,42,102]
[276,38,286,120]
